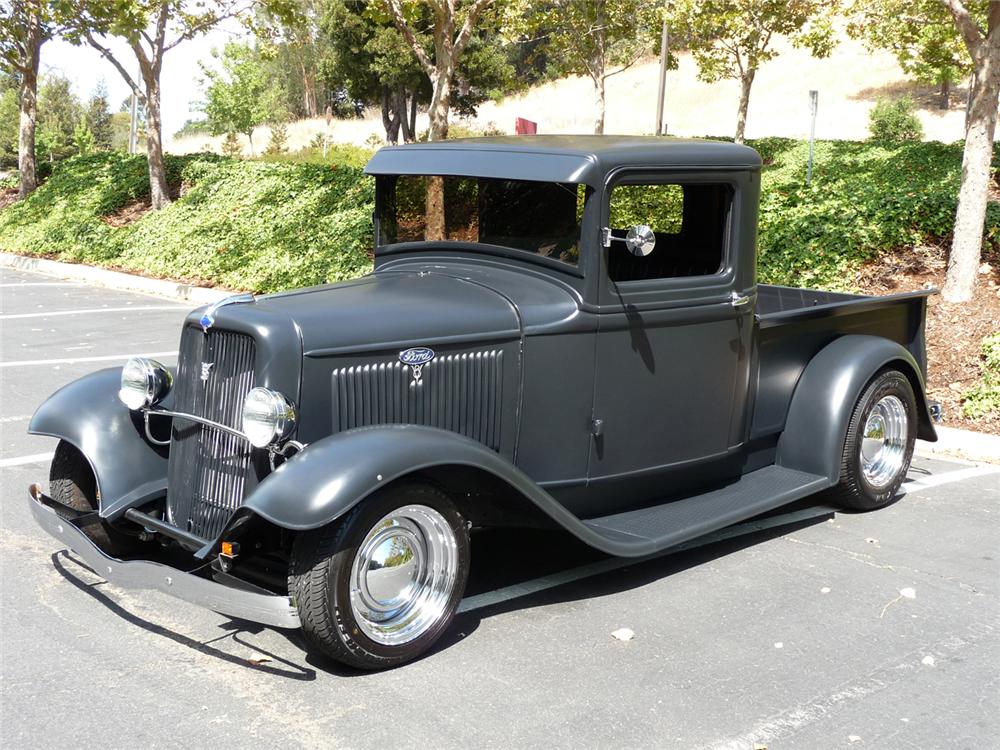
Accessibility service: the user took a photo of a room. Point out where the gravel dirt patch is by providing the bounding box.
[854,243,1000,434]
[0,186,18,211]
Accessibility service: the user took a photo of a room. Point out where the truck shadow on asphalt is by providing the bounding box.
[50,551,319,681]
[49,505,835,678]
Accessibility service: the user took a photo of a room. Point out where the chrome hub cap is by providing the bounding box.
[349,504,459,646]
[860,395,908,489]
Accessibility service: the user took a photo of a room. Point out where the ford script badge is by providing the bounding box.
[399,347,435,383]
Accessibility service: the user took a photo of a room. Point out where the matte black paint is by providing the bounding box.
[29,136,938,562]
[29,368,169,520]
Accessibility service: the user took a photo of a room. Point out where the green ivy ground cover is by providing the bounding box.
[0,151,374,292]
[0,139,996,294]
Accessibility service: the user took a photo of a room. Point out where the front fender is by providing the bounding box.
[28,368,170,519]
[776,335,938,481]
[239,424,597,541]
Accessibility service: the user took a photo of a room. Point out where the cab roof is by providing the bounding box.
[364,135,762,187]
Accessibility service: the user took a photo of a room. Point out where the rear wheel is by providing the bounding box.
[289,481,470,670]
[49,440,137,556]
[831,369,917,511]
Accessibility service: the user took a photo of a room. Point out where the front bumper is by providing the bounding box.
[27,485,301,629]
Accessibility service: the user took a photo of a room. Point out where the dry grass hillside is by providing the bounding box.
[168,35,975,156]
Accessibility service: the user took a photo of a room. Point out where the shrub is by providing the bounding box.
[962,332,1000,419]
[264,121,288,155]
[868,97,924,143]
[754,139,963,289]
[261,142,373,169]
[221,132,242,158]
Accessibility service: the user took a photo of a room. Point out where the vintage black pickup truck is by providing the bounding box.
[27,136,938,669]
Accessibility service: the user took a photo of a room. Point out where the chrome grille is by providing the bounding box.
[331,350,504,450]
[166,327,256,540]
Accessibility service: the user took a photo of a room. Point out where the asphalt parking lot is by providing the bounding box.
[2,267,999,749]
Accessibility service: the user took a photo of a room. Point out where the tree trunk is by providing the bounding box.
[143,79,171,210]
[939,75,951,110]
[943,52,1000,302]
[406,92,418,142]
[593,75,607,135]
[425,72,450,240]
[17,5,43,199]
[592,0,607,135]
[380,86,400,144]
[300,57,318,118]
[735,69,756,144]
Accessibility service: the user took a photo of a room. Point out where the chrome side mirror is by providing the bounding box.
[601,225,656,257]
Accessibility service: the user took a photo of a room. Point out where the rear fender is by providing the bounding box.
[237,424,607,545]
[776,335,937,482]
[28,368,170,519]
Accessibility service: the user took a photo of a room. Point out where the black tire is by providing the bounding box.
[289,481,470,670]
[49,441,137,556]
[830,369,917,511]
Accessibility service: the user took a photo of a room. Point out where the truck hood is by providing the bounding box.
[243,270,522,355]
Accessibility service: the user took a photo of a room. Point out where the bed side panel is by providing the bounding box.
[752,296,930,439]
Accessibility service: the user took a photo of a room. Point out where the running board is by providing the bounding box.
[581,466,830,556]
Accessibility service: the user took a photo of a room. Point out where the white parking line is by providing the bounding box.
[901,464,1000,493]
[0,415,32,424]
[0,282,81,287]
[0,351,178,367]
[459,464,1000,614]
[0,452,53,468]
[0,305,186,320]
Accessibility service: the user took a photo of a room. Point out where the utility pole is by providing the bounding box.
[655,16,669,136]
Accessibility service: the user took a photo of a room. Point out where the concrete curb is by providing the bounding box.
[1,252,233,305]
[918,425,1000,465]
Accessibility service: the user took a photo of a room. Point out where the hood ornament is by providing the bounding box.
[399,347,435,383]
[200,293,255,333]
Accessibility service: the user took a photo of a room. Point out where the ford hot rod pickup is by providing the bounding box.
[27,136,938,669]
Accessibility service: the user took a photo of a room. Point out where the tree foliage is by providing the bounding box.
[85,79,113,151]
[848,0,974,109]
[671,0,837,143]
[504,0,661,134]
[57,0,258,208]
[0,74,19,168]
[201,41,284,155]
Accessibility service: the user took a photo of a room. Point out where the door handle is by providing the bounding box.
[730,291,751,307]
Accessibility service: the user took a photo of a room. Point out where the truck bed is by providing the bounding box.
[751,284,936,440]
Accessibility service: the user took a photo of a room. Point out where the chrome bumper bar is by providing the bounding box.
[27,485,301,630]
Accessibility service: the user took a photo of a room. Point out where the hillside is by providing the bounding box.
[168,36,973,156]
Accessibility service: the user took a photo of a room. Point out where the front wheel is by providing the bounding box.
[49,441,137,556]
[289,481,470,670]
[830,369,917,511]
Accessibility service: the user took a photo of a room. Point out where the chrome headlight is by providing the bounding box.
[242,387,296,448]
[118,357,172,410]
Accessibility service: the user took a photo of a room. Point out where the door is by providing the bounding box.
[588,174,754,487]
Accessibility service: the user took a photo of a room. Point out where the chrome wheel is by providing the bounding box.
[859,395,908,489]
[349,504,460,646]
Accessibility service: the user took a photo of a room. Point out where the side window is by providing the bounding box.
[607,182,732,283]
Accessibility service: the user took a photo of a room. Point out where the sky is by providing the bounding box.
[40,24,242,138]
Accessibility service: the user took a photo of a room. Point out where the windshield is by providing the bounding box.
[377,175,586,267]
